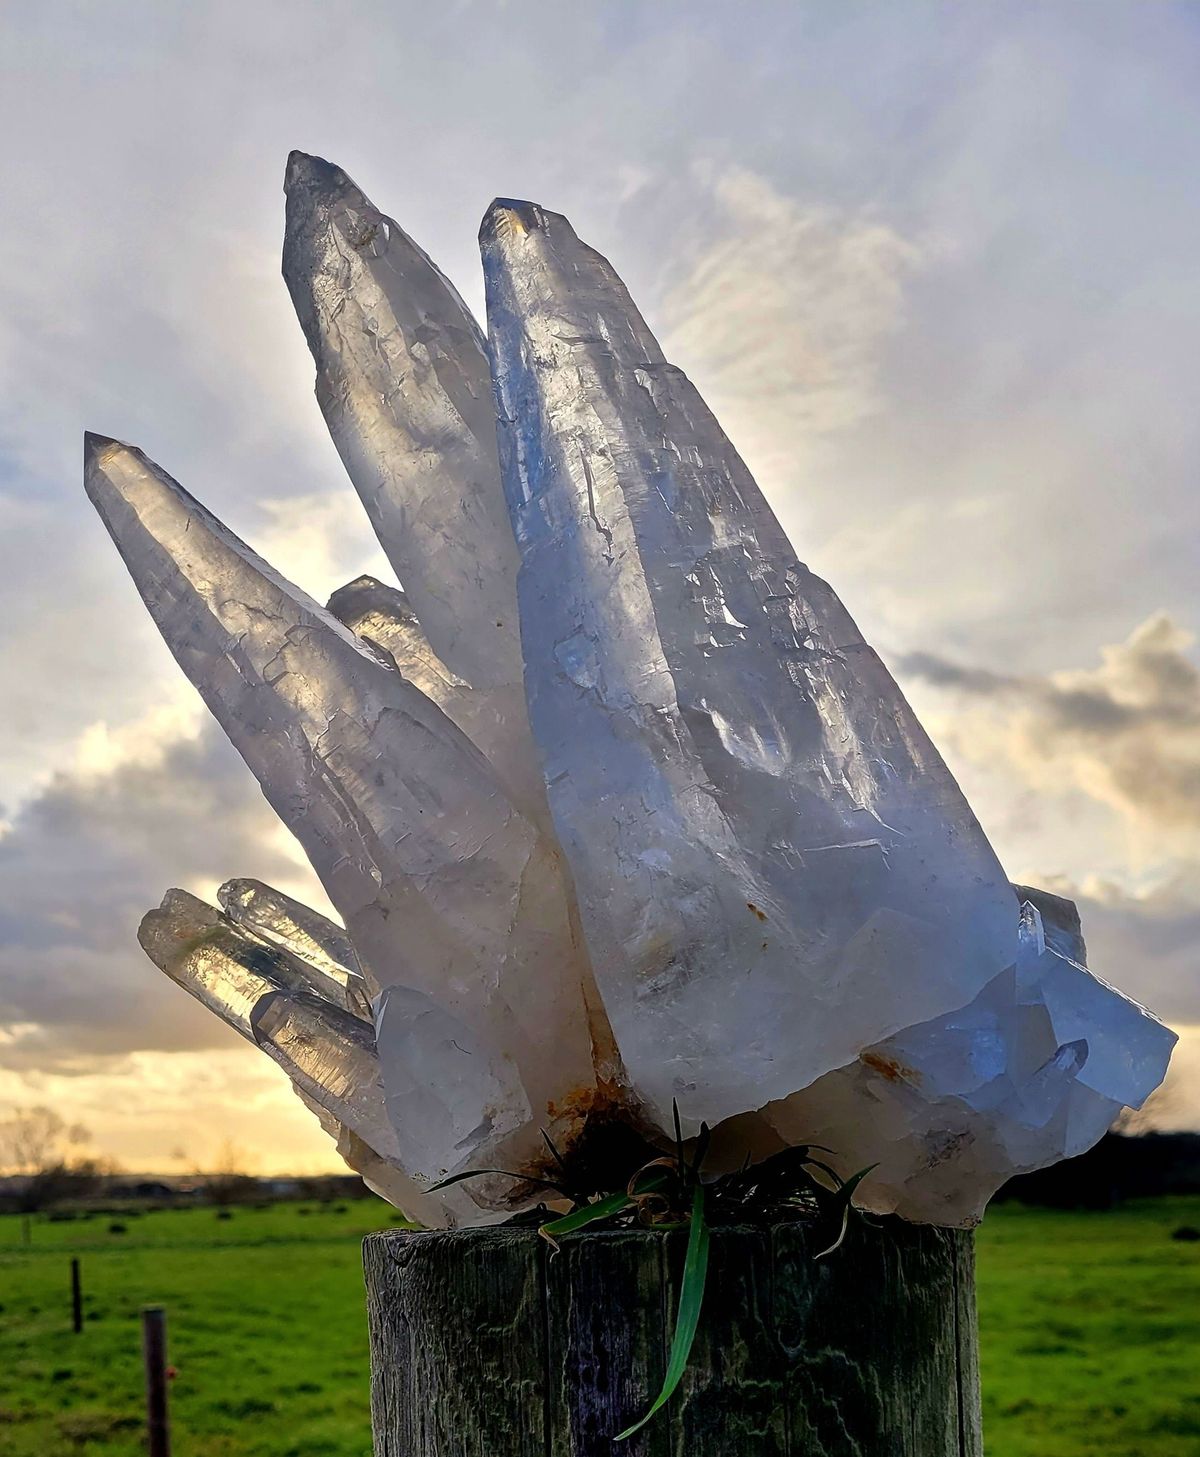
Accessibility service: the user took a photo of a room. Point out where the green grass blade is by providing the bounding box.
[814,1163,877,1259]
[540,1189,632,1240]
[616,1181,710,1440]
[803,1157,846,1188]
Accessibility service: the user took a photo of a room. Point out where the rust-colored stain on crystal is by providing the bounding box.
[746,902,767,922]
[546,1084,603,1124]
[860,1050,920,1085]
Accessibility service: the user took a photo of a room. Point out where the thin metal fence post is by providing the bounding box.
[71,1257,82,1333]
[141,1304,171,1457]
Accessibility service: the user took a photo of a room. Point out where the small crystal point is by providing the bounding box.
[284,149,345,194]
[84,430,118,461]
[283,154,522,691]
[218,878,369,1017]
[482,201,1018,1131]
[140,889,392,1150]
[1014,883,1086,963]
[326,576,452,687]
[327,573,547,820]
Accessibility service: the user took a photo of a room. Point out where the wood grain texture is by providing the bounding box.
[363,1218,980,1456]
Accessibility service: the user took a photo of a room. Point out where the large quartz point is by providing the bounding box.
[282,152,522,695]
[482,200,1020,1130]
[84,434,602,1195]
[283,151,554,828]
[84,154,1175,1228]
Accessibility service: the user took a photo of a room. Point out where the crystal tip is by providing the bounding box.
[479,198,547,247]
[284,150,349,197]
[83,431,124,469]
[327,573,385,605]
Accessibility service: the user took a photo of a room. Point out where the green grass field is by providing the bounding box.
[1,1196,1197,1455]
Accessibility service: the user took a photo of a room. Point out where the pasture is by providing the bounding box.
[1,1196,1197,1455]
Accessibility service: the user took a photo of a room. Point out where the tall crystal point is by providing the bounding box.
[84,434,598,1185]
[482,200,1019,1131]
[282,152,521,692]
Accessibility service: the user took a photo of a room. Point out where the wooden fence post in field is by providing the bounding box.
[363,1216,981,1456]
[71,1257,82,1334]
[141,1304,171,1457]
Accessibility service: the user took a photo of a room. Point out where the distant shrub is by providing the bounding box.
[215,1209,233,1221]
[1171,1225,1200,1242]
[107,1222,127,1235]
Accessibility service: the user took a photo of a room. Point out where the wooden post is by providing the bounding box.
[141,1305,171,1457]
[71,1257,83,1334]
[363,1215,980,1456]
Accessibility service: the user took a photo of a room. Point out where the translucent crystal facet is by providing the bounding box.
[282,152,522,692]
[218,877,370,1017]
[84,434,600,1195]
[765,890,1176,1224]
[326,574,546,819]
[481,200,1020,1131]
[84,154,1175,1227]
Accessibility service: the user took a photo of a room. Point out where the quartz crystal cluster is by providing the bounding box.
[85,154,1175,1227]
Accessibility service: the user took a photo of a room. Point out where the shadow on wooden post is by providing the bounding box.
[363,1216,981,1456]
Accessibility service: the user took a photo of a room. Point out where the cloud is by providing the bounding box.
[255,490,392,607]
[0,1047,342,1175]
[659,164,924,489]
[897,614,1200,1034]
[1072,878,1200,1026]
[0,713,325,1076]
[900,613,1200,842]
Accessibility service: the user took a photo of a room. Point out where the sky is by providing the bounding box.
[1,1,1198,1174]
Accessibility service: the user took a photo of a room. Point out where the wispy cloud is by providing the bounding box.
[899,615,1200,1034]
[661,163,924,484]
[901,614,1200,844]
[0,716,322,1076]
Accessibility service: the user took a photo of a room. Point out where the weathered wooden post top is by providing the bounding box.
[87,149,1176,1453]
